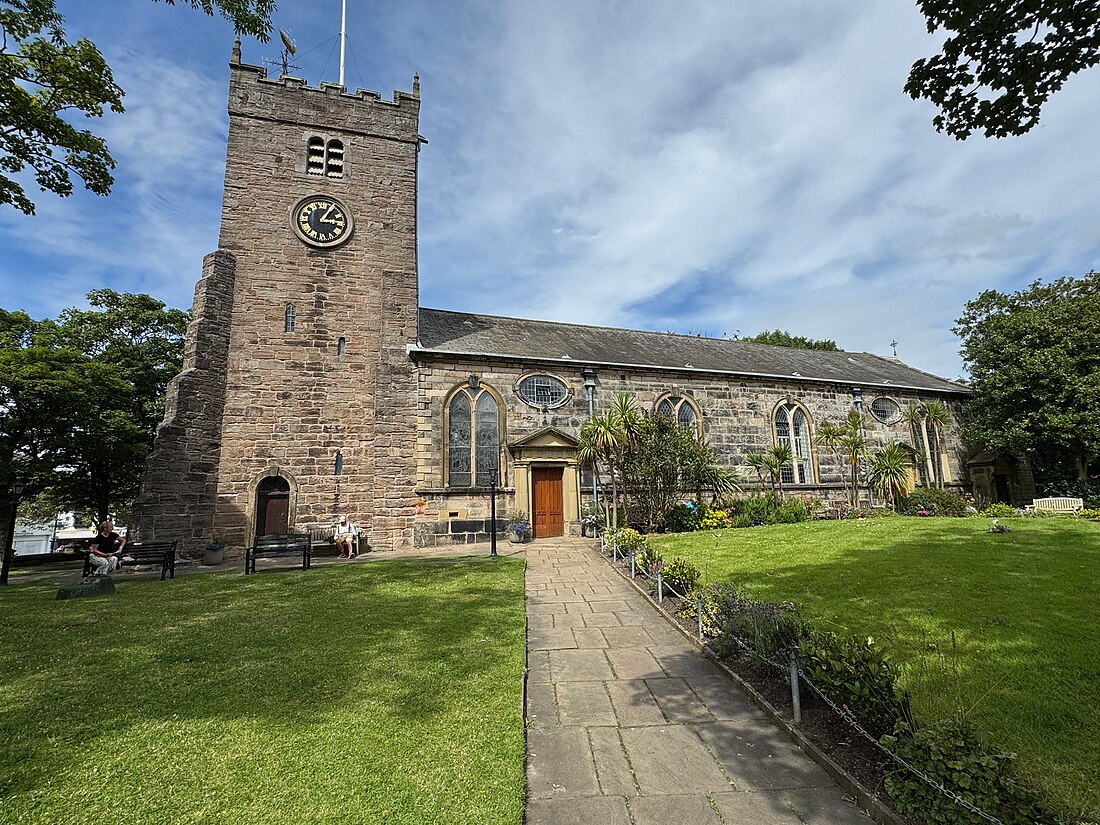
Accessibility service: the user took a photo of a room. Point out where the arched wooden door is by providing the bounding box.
[256,476,291,536]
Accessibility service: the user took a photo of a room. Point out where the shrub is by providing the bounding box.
[660,557,701,596]
[797,629,911,738]
[1076,507,1100,521]
[882,716,1052,825]
[979,503,1017,519]
[701,581,805,663]
[614,528,646,554]
[664,503,701,533]
[698,504,731,530]
[771,497,810,524]
[635,542,663,573]
[729,493,780,526]
[729,513,752,529]
[901,488,968,517]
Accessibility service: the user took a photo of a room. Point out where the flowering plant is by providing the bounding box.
[507,512,532,537]
[916,509,931,517]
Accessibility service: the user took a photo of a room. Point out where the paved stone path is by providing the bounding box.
[525,537,868,825]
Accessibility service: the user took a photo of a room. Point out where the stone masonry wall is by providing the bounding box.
[412,354,968,544]
[132,250,236,555]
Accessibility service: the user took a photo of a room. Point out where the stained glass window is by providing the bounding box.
[447,387,501,487]
[517,374,568,408]
[655,395,700,435]
[775,402,814,484]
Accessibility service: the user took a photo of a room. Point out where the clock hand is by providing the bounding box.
[319,203,337,224]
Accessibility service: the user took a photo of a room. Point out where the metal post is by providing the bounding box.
[657,571,663,603]
[489,476,498,557]
[696,594,704,639]
[631,554,636,578]
[790,657,802,724]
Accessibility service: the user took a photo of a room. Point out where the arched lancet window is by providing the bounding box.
[774,402,815,484]
[655,394,701,435]
[447,385,501,487]
[284,304,296,333]
[334,451,343,476]
[337,336,346,356]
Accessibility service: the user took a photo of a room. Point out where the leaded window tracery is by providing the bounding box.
[774,402,815,484]
[447,385,501,487]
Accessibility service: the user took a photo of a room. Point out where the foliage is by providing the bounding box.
[702,580,805,664]
[652,518,1100,817]
[659,556,701,596]
[1077,508,1100,521]
[883,716,1053,825]
[816,410,869,507]
[743,444,791,499]
[664,502,702,533]
[955,273,1100,483]
[0,559,527,824]
[0,0,273,215]
[739,329,841,351]
[798,629,911,738]
[900,487,969,517]
[698,503,730,530]
[771,497,810,524]
[868,442,915,509]
[980,503,1017,519]
[506,511,530,536]
[619,409,734,533]
[608,527,646,555]
[906,0,1100,139]
[726,493,811,526]
[634,541,663,573]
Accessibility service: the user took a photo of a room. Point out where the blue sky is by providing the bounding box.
[2,1,1098,381]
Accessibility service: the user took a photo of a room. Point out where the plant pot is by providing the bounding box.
[204,545,226,566]
[509,532,532,544]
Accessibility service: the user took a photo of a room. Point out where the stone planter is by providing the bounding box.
[509,531,533,544]
[204,545,226,566]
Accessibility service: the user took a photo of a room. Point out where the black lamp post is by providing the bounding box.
[489,469,498,558]
[1,478,26,586]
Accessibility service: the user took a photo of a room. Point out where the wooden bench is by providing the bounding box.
[12,550,87,569]
[245,533,312,574]
[1025,497,1084,513]
[83,540,178,581]
[307,526,363,557]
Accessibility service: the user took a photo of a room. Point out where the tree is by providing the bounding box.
[740,329,841,351]
[901,402,936,487]
[907,0,1100,139]
[955,272,1100,485]
[0,0,274,214]
[921,399,954,487]
[815,410,869,507]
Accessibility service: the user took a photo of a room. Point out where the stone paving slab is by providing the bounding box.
[524,538,868,824]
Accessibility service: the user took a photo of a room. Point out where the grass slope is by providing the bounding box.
[654,517,1100,819]
[0,558,526,825]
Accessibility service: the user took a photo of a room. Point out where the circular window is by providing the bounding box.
[517,374,569,408]
[870,396,901,424]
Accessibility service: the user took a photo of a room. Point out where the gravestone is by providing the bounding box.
[56,576,117,600]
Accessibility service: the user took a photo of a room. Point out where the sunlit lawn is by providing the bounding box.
[653,517,1100,820]
[0,557,527,825]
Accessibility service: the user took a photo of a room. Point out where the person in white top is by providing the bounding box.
[334,515,358,558]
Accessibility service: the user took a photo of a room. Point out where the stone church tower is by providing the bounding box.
[133,44,422,554]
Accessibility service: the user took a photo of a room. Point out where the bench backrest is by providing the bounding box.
[126,541,178,557]
[253,533,311,550]
[1032,497,1084,511]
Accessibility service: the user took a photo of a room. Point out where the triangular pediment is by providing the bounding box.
[510,426,579,450]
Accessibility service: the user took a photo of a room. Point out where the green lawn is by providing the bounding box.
[0,557,527,825]
[653,517,1100,820]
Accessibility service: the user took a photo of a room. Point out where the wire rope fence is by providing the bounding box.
[596,529,1052,825]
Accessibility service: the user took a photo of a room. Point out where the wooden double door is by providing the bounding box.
[532,466,564,538]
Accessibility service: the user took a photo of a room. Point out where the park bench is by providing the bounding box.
[12,550,87,570]
[82,540,179,581]
[244,533,312,574]
[306,526,364,557]
[1025,497,1084,513]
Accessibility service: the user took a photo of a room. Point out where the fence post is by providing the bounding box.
[657,571,663,603]
[631,554,636,578]
[696,594,704,640]
[612,542,618,562]
[789,657,802,724]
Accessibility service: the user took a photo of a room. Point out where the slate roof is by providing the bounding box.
[414,308,967,395]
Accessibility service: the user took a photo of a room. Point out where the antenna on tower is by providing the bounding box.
[264,28,301,77]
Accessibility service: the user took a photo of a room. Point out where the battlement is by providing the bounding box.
[228,45,420,143]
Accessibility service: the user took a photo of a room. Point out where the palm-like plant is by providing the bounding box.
[768,442,793,501]
[922,399,952,487]
[743,451,775,494]
[580,413,625,528]
[901,402,935,487]
[868,442,912,509]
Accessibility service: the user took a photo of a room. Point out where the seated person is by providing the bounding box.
[87,521,126,576]
[334,515,359,558]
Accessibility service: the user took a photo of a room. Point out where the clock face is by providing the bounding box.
[291,195,354,248]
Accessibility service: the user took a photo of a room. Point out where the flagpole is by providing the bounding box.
[339,0,347,86]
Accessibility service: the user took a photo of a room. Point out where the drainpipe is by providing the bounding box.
[582,368,598,509]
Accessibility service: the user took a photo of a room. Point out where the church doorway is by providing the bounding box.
[532,466,564,538]
[256,476,291,535]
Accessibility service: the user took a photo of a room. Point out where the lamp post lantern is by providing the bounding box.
[1,478,26,586]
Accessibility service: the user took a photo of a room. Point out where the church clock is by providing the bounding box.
[291,195,354,248]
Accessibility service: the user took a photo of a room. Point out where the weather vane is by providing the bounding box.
[890,339,898,357]
[263,29,301,77]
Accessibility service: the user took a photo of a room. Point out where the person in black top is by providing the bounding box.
[87,520,126,576]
